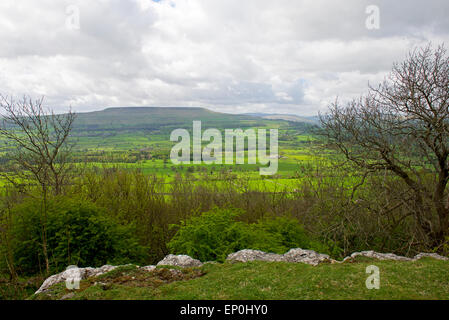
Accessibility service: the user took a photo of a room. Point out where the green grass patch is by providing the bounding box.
[30,259,449,300]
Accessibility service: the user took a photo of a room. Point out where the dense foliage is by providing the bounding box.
[8,197,147,275]
[168,207,332,262]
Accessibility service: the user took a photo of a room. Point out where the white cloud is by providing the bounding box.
[0,0,448,115]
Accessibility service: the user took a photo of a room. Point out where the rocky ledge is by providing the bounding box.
[226,248,335,266]
[35,249,448,294]
[157,254,203,268]
[35,265,118,294]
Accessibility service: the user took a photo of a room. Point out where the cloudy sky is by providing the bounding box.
[0,0,448,115]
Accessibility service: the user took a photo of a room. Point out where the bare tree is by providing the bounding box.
[0,95,76,273]
[320,44,449,248]
[0,95,76,194]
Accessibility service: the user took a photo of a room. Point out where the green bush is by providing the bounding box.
[168,207,332,262]
[168,208,273,262]
[254,217,332,254]
[10,197,147,275]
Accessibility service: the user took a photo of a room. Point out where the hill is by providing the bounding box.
[67,107,317,153]
[73,107,269,131]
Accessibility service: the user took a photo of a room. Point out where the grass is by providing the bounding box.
[30,258,449,300]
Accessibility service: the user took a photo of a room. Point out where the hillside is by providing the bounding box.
[65,106,317,155]
[243,113,319,124]
[73,107,269,131]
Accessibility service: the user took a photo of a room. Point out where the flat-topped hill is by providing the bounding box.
[73,106,264,130]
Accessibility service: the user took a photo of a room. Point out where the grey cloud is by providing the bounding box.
[0,0,156,58]
[0,0,447,115]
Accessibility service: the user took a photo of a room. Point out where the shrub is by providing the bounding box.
[9,197,147,275]
[254,216,335,255]
[168,207,332,262]
[168,208,270,262]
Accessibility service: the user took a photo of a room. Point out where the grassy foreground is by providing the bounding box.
[31,258,449,300]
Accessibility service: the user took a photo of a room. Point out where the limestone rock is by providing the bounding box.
[35,265,118,294]
[84,265,117,278]
[156,254,203,268]
[283,248,334,266]
[226,249,285,263]
[35,249,449,296]
[36,267,83,295]
[35,262,184,295]
[414,253,449,261]
[343,250,449,262]
[343,251,413,262]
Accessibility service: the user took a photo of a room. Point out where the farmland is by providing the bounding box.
[0,107,330,193]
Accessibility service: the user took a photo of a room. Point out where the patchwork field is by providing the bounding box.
[0,107,332,193]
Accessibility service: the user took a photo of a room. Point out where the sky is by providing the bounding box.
[0,0,448,116]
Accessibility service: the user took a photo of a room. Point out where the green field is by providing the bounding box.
[0,107,330,193]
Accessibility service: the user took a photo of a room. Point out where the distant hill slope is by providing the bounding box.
[73,107,268,131]
[243,113,319,124]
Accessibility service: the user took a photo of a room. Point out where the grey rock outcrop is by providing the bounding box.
[156,254,203,268]
[35,249,448,296]
[35,263,188,295]
[343,250,449,262]
[413,253,448,261]
[227,248,449,265]
[227,249,285,263]
[35,265,117,294]
[283,248,335,265]
[342,251,413,262]
[84,265,118,278]
[226,248,335,266]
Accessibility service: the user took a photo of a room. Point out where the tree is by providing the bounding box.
[320,44,449,248]
[0,95,76,195]
[0,95,76,273]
